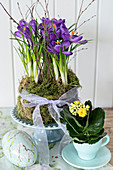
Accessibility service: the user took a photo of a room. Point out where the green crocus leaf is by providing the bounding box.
[87,108,105,135]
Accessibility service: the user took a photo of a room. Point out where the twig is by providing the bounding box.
[69,48,88,63]
[75,0,95,30]
[26,5,34,20]
[44,0,50,19]
[0,2,19,26]
[76,15,96,30]
[17,2,24,19]
[75,0,85,30]
[25,0,38,20]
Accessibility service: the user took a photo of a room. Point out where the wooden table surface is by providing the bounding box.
[104,108,113,165]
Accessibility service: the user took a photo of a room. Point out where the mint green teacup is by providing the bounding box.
[73,134,110,160]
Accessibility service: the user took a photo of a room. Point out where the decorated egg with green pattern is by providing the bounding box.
[2,130,38,167]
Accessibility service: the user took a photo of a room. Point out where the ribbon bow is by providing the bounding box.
[19,87,78,169]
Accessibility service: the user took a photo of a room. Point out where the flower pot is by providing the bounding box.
[73,134,110,160]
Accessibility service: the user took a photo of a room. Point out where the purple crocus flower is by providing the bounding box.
[38,17,66,40]
[29,20,36,35]
[14,19,37,40]
[47,40,72,56]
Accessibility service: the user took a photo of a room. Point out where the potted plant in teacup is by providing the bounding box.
[60,100,110,160]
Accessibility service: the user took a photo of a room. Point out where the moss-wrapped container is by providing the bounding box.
[17,69,80,125]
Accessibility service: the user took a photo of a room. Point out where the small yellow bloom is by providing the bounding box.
[52,17,55,19]
[78,108,87,117]
[86,105,90,110]
[74,101,80,105]
[69,107,74,113]
[70,103,76,108]
[73,111,77,116]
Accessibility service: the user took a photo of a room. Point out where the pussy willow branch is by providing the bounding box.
[75,0,95,30]
[75,0,85,31]
[0,2,19,26]
[0,2,43,80]
[69,48,88,63]
[44,0,50,19]
[26,5,34,19]
[17,2,24,19]
[76,15,96,30]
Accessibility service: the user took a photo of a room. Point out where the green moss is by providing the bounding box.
[17,69,80,125]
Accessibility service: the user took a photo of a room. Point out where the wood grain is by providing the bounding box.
[104,108,113,165]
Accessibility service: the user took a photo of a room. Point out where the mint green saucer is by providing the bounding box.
[62,144,111,169]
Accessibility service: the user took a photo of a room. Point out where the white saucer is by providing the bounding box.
[62,143,111,169]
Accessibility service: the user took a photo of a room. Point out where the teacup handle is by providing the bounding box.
[101,134,110,147]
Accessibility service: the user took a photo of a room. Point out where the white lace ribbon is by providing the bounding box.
[19,87,78,169]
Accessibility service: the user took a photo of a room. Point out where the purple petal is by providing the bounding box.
[51,18,57,24]
[29,20,36,33]
[42,17,50,28]
[58,19,65,25]
[60,23,69,33]
[61,40,70,49]
[56,29,61,38]
[49,33,57,41]
[14,31,22,38]
[61,32,70,40]
[62,51,73,55]
[71,36,83,43]
[50,41,56,47]
[19,20,28,26]
[78,40,87,44]
[54,45,63,52]
[47,46,55,54]
[72,35,78,39]
[24,27,31,39]
[17,25,27,32]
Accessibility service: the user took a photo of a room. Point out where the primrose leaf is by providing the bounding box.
[85,100,92,110]
[66,124,79,137]
[87,108,105,135]
[63,106,83,131]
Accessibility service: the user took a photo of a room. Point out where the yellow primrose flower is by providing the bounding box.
[80,102,83,106]
[86,105,90,110]
[78,108,87,117]
[74,101,80,105]
[73,111,77,116]
[69,107,74,113]
[71,103,76,108]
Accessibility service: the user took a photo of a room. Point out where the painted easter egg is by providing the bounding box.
[2,129,38,167]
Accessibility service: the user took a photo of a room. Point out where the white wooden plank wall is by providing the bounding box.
[0,0,113,107]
